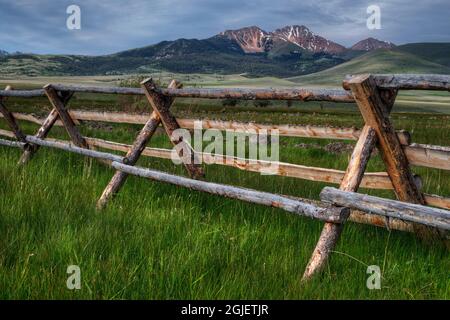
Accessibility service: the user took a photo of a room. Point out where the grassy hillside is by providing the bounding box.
[288,49,450,86]
[397,43,450,67]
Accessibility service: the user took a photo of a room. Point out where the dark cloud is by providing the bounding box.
[0,0,449,55]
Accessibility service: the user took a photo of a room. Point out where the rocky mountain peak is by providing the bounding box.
[219,25,346,54]
[271,25,346,54]
[219,26,269,53]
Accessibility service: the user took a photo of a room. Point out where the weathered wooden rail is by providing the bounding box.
[0,73,449,282]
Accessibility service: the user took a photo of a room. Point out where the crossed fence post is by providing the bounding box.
[96,78,204,209]
[302,74,439,280]
[8,84,106,169]
[0,86,29,154]
[18,88,74,165]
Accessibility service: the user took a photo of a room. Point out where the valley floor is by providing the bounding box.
[0,78,449,299]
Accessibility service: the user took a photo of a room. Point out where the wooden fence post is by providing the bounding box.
[44,85,87,148]
[96,79,185,210]
[141,78,204,179]
[18,90,73,165]
[348,75,441,238]
[302,81,398,281]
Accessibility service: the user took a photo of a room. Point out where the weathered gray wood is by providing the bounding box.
[96,80,182,210]
[157,87,355,102]
[320,187,450,231]
[339,125,379,191]
[0,89,45,98]
[2,126,449,212]
[111,161,349,223]
[373,74,450,91]
[344,74,450,91]
[0,126,423,191]
[0,138,25,148]
[25,135,124,163]
[142,78,204,179]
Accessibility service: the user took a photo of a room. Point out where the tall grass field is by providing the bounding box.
[0,89,449,299]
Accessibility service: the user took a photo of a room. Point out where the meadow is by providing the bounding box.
[0,76,449,299]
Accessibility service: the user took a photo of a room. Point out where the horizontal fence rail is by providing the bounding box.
[0,137,346,223]
[2,74,448,99]
[321,187,450,231]
[1,110,412,142]
[2,134,446,231]
[344,74,450,91]
[111,161,348,223]
[1,131,448,211]
[0,85,351,102]
[1,110,448,171]
[0,127,420,190]
[0,73,449,283]
[0,85,355,102]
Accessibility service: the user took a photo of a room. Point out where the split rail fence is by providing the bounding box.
[0,73,449,281]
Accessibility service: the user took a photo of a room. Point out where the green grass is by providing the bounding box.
[0,95,449,299]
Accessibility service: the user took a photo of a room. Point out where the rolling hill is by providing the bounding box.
[0,25,370,78]
[287,49,450,86]
[1,25,449,80]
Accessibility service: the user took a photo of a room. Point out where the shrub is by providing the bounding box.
[222,99,239,107]
[253,100,271,108]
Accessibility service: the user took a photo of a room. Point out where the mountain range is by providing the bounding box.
[0,25,447,78]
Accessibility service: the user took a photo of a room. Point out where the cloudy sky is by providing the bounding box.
[1,0,449,55]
